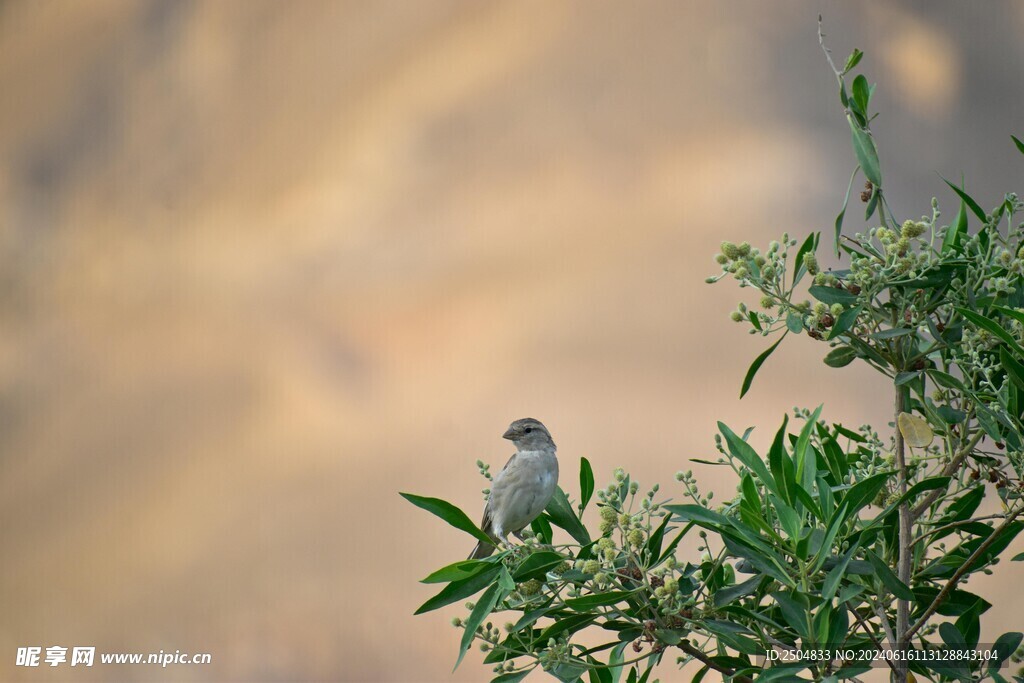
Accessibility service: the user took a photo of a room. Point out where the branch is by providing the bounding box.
[893,394,912,678]
[911,428,985,519]
[868,599,896,648]
[906,505,1024,640]
[817,15,842,79]
[850,607,898,676]
[677,641,753,683]
[911,514,1006,548]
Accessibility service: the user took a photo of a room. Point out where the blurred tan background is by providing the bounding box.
[2,1,1023,681]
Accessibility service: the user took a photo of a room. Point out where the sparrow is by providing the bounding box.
[468,418,559,560]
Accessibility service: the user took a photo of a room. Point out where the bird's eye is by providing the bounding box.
[524,427,533,434]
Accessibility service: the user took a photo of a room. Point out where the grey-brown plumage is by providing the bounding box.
[469,418,559,560]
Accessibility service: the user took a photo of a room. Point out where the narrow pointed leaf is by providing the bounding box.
[942,198,968,254]
[545,486,591,545]
[740,334,787,398]
[834,166,860,256]
[579,456,595,512]
[956,307,1024,357]
[1012,135,1024,156]
[848,117,881,186]
[719,422,780,498]
[456,582,504,670]
[865,549,914,600]
[415,564,501,614]
[401,492,493,545]
[942,177,986,222]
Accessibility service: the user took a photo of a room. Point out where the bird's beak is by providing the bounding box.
[502,427,516,440]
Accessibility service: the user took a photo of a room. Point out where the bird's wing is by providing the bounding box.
[477,452,518,534]
[497,451,517,473]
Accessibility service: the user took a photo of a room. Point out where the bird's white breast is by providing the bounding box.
[489,449,558,537]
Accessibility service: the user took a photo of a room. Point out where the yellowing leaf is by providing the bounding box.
[898,412,933,448]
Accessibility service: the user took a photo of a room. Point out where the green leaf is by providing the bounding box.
[667,504,731,528]
[995,305,1024,327]
[823,346,857,368]
[827,305,862,340]
[545,487,591,545]
[1012,135,1024,156]
[944,486,985,524]
[531,513,553,545]
[579,457,595,512]
[809,285,858,306]
[491,672,531,683]
[740,334,787,399]
[421,559,492,584]
[719,422,780,499]
[658,522,693,565]
[822,538,861,602]
[787,311,805,333]
[912,586,989,617]
[401,492,493,545]
[864,184,879,220]
[607,641,629,683]
[645,512,673,563]
[929,369,969,392]
[415,564,501,614]
[771,590,811,639]
[552,662,587,682]
[723,534,795,587]
[794,405,822,494]
[942,197,968,254]
[512,550,564,581]
[843,48,864,73]
[936,404,966,424]
[713,574,764,608]
[956,307,1024,357]
[851,75,870,115]
[848,117,881,186]
[768,415,794,505]
[887,476,951,510]
[864,549,914,601]
[456,582,504,670]
[939,621,967,648]
[566,591,638,610]
[748,310,762,332]
[895,371,921,386]
[538,613,597,642]
[942,177,986,222]
[989,632,1024,673]
[588,662,613,683]
[842,471,893,519]
[1001,347,1024,393]
[834,166,860,257]
[812,500,850,572]
[793,232,820,286]
[870,327,913,340]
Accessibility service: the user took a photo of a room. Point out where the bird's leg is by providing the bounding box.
[512,530,528,543]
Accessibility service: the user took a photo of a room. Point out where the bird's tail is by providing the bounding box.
[469,508,496,559]
[468,538,495,560]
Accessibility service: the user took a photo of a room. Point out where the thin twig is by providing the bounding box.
[817,15,842,78]
[906,505,1024,640]
[850,607,898,676]
[677,641,753,683]
[869,599,896,650]
[911,514,1005,548]
[911,429,985,518]
[893,392,912,683]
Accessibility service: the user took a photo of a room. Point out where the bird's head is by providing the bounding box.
[502,418,555,451]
